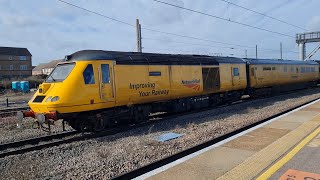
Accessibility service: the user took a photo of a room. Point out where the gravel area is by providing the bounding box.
[0,89,320,179]
[0,117,73,144]
[0,92,32,109]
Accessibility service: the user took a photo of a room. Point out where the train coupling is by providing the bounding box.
[17,110,58,124]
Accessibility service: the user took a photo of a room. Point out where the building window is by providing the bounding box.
[9,65,14,70]
[83,64,95,84]
[19,56,27,61]
[9,56,13,60]
[284,66,287,72]
[20,65,28,70]
[263,67,271,71]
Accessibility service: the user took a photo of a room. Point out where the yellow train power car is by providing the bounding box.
[18,50,320,131]
[19,50,248,131]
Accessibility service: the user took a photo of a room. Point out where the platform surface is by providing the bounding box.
[135,99,320,180]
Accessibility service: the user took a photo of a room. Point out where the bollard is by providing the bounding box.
[6,98,9,107]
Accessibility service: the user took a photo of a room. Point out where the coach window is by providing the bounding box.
[306,67,311,73]
[101,64,110,83]
[263,67,271,71]
[233,67,239,76]
[83,64,95,84]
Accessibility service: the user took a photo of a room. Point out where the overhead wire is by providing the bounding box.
[144,37,298,53]
[219,0,307,31]
[56,0,298,55]
[153,0,295,38]
[57,0,135,27]
[143,37,237,50]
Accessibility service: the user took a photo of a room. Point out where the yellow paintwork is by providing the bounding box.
[28,60,247,114]
[218,63,247,91]
[249,64,319,88]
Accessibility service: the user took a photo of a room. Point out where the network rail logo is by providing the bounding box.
[182,79,200,91]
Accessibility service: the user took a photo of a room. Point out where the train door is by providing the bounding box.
[251,67,257,86]
[98,63,115,102]
[231,66,240,87]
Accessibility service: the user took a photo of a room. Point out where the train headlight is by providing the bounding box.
[51,96,60,102]
[45,96,52,102]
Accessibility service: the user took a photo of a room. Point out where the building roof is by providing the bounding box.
[0,46,32,56]
[45,59,63,68]
[65,50,246,65]
[32,59,63,71]
[32,63,47,71]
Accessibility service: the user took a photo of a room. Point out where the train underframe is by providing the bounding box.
[66,80,318,132]
[19,81,318,132]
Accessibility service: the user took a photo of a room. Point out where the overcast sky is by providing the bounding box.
[1,0,320,65]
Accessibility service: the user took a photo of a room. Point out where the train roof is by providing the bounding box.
[244,58,319,65]
[65,50,246,65]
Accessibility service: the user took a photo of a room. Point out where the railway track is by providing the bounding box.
[112,97,320,180]
[0,130,79,158]
[0,88,318,159]
[0,106,29,118]
[0,121,157,158]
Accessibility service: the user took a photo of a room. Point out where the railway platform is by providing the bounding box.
[136,99,320,180]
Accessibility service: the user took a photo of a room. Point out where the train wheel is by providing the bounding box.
[134,105,150,123]
[68,119,82,131]
[93,118,107,132]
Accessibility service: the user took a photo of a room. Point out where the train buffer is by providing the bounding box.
[135,99,320,180]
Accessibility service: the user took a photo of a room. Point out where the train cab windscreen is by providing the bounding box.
[46,63,75,82]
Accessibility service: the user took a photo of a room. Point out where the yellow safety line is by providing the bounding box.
[257,126,320,180]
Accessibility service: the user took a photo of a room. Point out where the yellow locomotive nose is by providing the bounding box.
[38,84,51,94]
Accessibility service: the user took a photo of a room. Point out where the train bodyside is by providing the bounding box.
[316,60,320,84]
[114,62,247,107]
[245,59,319,92]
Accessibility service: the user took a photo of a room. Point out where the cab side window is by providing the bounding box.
[83,64,95,84]
[233,67,239,76]
[101,64,110,83]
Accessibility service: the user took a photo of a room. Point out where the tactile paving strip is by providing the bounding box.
[217,115,320,180]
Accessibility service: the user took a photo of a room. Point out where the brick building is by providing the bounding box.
[0,46,32,78]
